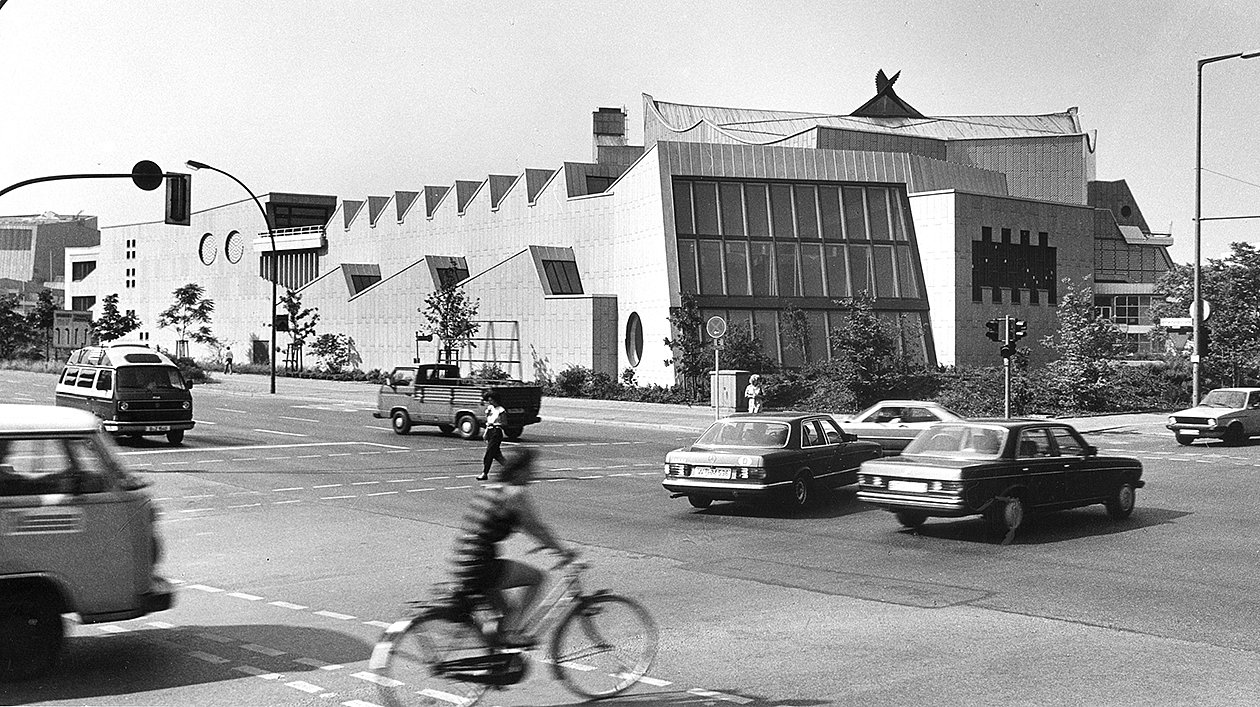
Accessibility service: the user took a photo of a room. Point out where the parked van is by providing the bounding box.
[54,344,195,445]
[0,404,174,681]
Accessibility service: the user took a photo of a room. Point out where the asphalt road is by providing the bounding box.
[2,370,1259,706]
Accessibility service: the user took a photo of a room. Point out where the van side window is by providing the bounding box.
[0,438,73,495]
[65,437,113,493]
[60,367,78,385]
[95,370,113,391]
[76,369,97,388]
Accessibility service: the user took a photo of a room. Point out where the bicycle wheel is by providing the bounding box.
[549,593,659,699]
[370,609,491,707]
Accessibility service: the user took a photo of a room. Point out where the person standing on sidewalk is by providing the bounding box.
[478,391,507,481]
[744,374,764,413]
[223,346,235,375]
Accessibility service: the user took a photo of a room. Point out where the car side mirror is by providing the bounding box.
[1083,444,1098,457]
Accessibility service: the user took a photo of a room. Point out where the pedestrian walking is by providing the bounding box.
[477,391,507,481]
[223,346,235,374]
[744,374,764,414]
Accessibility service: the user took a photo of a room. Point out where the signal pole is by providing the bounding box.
[986,316,1026,419]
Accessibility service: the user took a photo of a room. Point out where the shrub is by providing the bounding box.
[471,364,511,381]
[173,357,210,386]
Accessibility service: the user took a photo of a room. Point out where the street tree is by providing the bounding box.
[157,283,218,357]
[1152,242,1260,385]
[1036,277,1124,411]
[663,294,711,393]
[280,288,320,370]
[419,285,480,365]
[91,294,141,343]
[24,289,56,360]
[0,294,31,359]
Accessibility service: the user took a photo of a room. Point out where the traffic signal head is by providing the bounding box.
[165,173,191,226]
[1011,319,1028,342]
[985,319,1001,342]
[1000,343,1016,358]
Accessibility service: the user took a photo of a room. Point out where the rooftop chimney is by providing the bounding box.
[592,107,627,162]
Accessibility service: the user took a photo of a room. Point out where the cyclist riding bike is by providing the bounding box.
[450,448,575,647]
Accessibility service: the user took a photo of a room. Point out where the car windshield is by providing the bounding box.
[1199,390,1247,408]
[116,366,186,391]
[694,420,790,448]
[902,423,1009,459]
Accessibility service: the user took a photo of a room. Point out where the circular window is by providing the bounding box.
[1120,205,1132,218]
[625,312,644,367]
[198,233,217,265]
[225,230,245,264]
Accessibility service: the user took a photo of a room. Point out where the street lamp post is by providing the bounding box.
[185,160,278,395]
[1194,51,1260,403]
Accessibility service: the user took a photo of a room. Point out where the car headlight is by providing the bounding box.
[182,401,191,410]
[119,401,129,410]
[1207,418,1217,427]
[1168,416,1176,425]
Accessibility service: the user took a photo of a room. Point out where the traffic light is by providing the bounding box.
[985,319,1001,342]
[1011,319,1028,342]
[165,173,191,226]
[1001,343,1016,358]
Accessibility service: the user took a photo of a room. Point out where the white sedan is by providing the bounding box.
[832,400,964,454]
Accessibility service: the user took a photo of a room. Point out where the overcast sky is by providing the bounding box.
[2,0,1258,265]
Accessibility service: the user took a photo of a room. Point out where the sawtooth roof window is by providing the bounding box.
[425,256,470,290]
[342,263,382,296]
[542,259,583,295]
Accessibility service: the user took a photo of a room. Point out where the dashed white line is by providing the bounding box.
[362,620,391,629]
[228,503,263,509]
[351,481,380,486]
[228,592,264,601]
[405,488,436,493]
[184,584,224,593]
[269,601,307,610]
[234,665,284,679]
[315,610,356,620]
[351,671,403,688]
[273,500,301,505]
[313,484,343,489]
[255,429,309,437]
[273,487,303,492]
[286,680,324,694]
[216,407,248,414]
[322,495,357,500]
[280,416,320,423]
[294,657,344,670]
[366,491,398,497]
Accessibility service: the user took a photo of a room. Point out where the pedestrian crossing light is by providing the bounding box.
[985,319,1001,342]
[1000,343,1017,358]
[1011,319,1028,342]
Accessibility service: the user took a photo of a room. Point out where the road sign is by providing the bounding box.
[1190,300,1212,322]
[1159,317,1193,329]
[131,160,163,191]
[705,316,727,339]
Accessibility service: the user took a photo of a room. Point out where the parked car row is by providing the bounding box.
[664,403,1147,540]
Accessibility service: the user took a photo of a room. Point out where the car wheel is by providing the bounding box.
[1106,480,1137,520]
[895,510,927,529]
[789,473,813,509]
[1175,434,1195,446]
[166,429,184,445]
[985,495,1025,534]
[503,426,523,441]
[391,410,412,435]
[438,423,455,435]
[687,496,713,509]
[456,414,481,441]
[1224,424,1247,446]
[0,589,64,682]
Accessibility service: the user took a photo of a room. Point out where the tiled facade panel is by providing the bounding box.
[947,135,1090,205]
[296,262,427,371]
[816,127,947,161]
[907,155,1009,196]
[0,229,34,281]
[947,192,1095,368]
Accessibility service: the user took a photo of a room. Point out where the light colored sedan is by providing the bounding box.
[832,400,964,454]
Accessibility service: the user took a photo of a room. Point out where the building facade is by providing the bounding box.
[63,76,1173,384]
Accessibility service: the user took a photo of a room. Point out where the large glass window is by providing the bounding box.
[693,182,719,235]
[749,242,774,296]
[677,239,698,294]
[825,244,849,297]
[770,184,795,239]
[804,310,828,364]
[751,310,779,361]
[842,187,867,240]
[895,246,919,298]
[872,246,896,297]
[799,243,825,297]
[724,241,750,296]
[775,242,799,296]
[719,183,745,236]
[794,185,819,238]
[542,260,583,295]
[698,240,724,294]
[848,244,872,296]
[819,186,843,241]
[745,184,770,237]
[868,187,891,240]
[673,182,693,235]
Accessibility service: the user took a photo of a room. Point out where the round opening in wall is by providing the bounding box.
[225,230,245,263]
[1120,205,1132,218]
[625,312,643,367]
[198,233,217,265]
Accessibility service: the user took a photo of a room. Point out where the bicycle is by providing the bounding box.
[368,551,659,706]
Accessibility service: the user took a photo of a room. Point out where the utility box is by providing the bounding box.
[710,369,752,413]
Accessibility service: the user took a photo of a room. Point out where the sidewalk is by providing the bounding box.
[199,372,1170,437]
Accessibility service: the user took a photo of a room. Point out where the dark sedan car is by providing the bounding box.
[856,419,1144,536]
[664,412,882,510]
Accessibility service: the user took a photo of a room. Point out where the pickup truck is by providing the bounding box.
[375,364,543,440]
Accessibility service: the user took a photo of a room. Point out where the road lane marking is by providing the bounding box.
[185,584,224,593]
[228,503,262,509]
[363,620,391,628]
[269,601,307,610]
[215,408,248,414]
[256,429,308,437]
[294,657,343,670]
[273,487,303,492]
[234,665,283,679]
[228,592,264,601]
[273,500,301,505]
[322,495,357,500]
[286,680,324,694]
[351,672,403,688]
[619,673,672,686]
[119,441,385,456]
[313,484,342,489]
[367,491,398,497]
[315,610,356,620]
[351,481,380,486]
[405,488,436,492]
[280,416,320,423]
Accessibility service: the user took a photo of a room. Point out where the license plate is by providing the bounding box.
[1181,430,1198,436]
[144,425,171,432]
[888,479,928,493]
[691,466,732,479]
